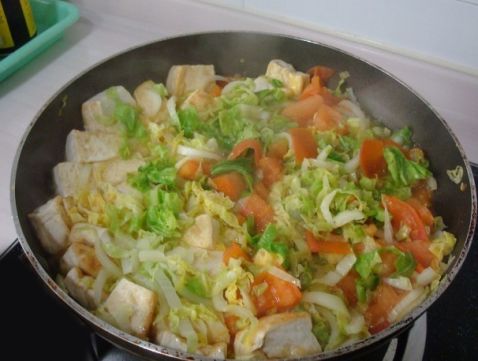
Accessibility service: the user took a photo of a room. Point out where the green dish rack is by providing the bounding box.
[0,0,79,82]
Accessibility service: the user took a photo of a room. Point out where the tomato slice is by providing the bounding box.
[300,76,322,100]
[407,198,434,226]
[383,195,428,242]
[307,65,336,82]
[257,156,283,188]
[178,159,200,180]
[359,139,387,177]
[305,231,352,254]
[336,270,359,306]
[289,127,318,164]
[365,283,405,334]
[252,272,302,316]
[313,104,342,131]
[267,138,289,160]
[238,193,274,232]
[211,172,247,201]
[282,94,323,126]
[229,138,263,165]
[223,242,250,265]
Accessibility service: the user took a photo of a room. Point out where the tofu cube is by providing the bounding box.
[156,330,187,352]
[29,196,70,254]
[134,80,168,120]
[266,59,309,97]
[60,242,101,276]
[166,65,215,97]
[234,312,322,358]
[180,89,215,114]
[64,267,97,309]
[104,278,157,339]
[82,86,136,133]
[53,162,93,196]
[200,343,227,359]
[156,330,227,358]
[183,214,219,249]
[65,130,121,163]
[68,223,103,247]
[93,158,144,185]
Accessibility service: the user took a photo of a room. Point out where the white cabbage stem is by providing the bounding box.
[177,145,222,160]
[94,237,122,278]
[303,291,350,317]
[154,268,182,309]
[345,312,365,335]
[383,199,394,244]
[268,266,301,288]
[92,269,109,305]
[415,267,439,286]
[319,254,357,286]
[320,190,365,228]
[388,288,426,323]
[344,153,360,173]
[166,96,179,126]
[384,276,413,291]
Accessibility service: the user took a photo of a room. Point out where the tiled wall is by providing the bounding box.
[201,0,478,75]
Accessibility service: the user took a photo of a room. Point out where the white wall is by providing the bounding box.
[201,0,478,75]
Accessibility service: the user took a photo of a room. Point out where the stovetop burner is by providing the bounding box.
[2,167,477,361]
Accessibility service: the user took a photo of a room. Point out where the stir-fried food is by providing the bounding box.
[29,59,457,359]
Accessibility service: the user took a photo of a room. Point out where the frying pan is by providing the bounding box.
[10,32,477,360]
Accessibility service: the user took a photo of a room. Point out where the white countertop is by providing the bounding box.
[1,0,477,253]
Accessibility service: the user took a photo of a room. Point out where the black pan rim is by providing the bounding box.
[9,30,478,361]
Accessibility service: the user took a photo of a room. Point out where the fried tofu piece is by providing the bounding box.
[133,80,169,121]
[166,65,215,97]
[183,214,219,249]
[200,343,227,358]
[104,278,157,339]
[65,130,121,163]
[68,223,103,247]
[180,89,215,114]
[234,312,322,358]
[64,267,97,309]
[60,242,101,277]
[29,196,70,254]
[82,86,136,133]
[156,331,227,358]
[92,158,144,185]
[53,162,93,196]
[266,59,309,97]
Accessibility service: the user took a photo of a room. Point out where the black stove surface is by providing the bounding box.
[2,167,477,361]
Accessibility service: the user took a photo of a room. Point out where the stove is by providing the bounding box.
[2,167,477,361]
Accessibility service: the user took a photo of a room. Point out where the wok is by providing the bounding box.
[10,32,477,360]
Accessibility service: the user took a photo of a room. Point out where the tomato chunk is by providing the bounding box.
[257,156,283,188]
[365,283,405,334]
[282,95,323,126]
[289,127,318,164]
[223,242,250,265]
[252,272,302,316]
[211,172,247,201]
[229,138,263,165]
[238,193,274,232]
